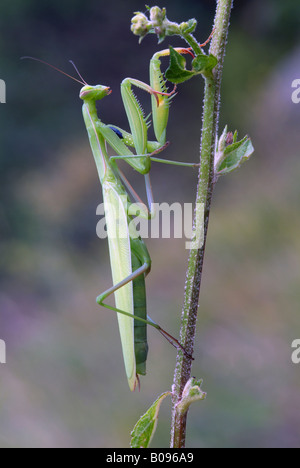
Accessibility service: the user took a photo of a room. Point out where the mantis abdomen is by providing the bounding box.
[131,250,148,377]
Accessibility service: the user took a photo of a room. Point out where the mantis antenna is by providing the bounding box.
[69,60,88,85]
[21,56,87,86]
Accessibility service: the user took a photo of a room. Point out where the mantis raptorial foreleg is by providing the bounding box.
[98,48,201,217]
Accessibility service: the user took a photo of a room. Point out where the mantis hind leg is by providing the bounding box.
[96,262,150,309]
[96,266,193,360]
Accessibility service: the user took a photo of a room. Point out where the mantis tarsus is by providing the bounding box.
[23,47,198,391]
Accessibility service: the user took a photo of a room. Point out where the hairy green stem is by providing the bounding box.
[170,0,233,449]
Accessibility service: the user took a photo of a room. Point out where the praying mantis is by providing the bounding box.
[80,47,198,391]
[23,45,201,391]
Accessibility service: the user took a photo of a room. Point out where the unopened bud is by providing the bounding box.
[149,6,166,27]
[131,12,152,38]
[226,132,234,146]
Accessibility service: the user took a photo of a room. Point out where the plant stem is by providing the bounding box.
[170,0,233,449]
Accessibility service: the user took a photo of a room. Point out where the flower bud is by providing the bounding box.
[149,6,166,27]
[225,132,234,146]
[130,12,152,37]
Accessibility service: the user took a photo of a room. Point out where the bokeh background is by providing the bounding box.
[1,0,300,448]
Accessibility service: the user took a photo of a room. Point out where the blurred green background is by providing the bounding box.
[1,0,300,448]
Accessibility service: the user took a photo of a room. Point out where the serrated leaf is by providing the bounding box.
[165,46,196,84]
[130,392,171,448]
[217,137,254,175]
[192,54,218,75]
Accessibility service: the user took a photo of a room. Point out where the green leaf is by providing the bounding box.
[217,136,254,175]
[192,54,218,76]
[165,46,196,84]
[232,130,238,144]
[179,18,197,35]
[130,391,171,448]
[165,48,218,84]
[176,378,206,416]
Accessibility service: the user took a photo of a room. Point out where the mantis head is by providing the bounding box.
[79,85,111,102]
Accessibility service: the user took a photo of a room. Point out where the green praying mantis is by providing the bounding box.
[81,47,199,391]
[23,41,209,391]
